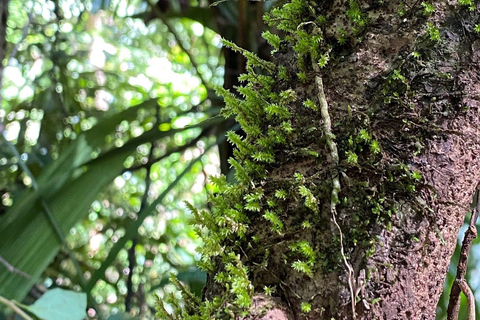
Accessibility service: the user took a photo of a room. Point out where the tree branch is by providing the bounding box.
[447,184,479,320]
[125,109,159,311]
[123,126,211,173]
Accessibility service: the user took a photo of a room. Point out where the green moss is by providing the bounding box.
[346,0,367,28]
[420,2,435,16]
[301,302,312,313]
[426,22,441,42]
[459,0,475,10]
[262,30,281,51]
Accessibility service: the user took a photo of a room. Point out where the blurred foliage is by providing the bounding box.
[0,0,478,320]
[0,0,230,319]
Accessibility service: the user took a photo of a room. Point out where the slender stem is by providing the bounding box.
[456,279,475,320]
[0,255,31,279]
[126,108,159,311]
[0,296,34,320]
[313,60,356,319]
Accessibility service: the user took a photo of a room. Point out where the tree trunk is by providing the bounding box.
[198,1,480,319]
[0,0,9,96]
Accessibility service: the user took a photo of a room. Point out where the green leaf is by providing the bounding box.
[23,288,86,320]
[1,99,158,228]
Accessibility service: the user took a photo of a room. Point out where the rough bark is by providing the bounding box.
[203,1,480,319]
[287,1,480,319]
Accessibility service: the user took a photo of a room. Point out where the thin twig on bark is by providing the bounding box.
[312,58,356,319]
[456,279,475,320]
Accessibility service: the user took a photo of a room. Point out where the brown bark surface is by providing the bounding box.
[219,1,480,319]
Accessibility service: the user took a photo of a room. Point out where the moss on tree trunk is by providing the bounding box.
[158,1,480,319]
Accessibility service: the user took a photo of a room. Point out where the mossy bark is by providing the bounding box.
[199,1,480,319]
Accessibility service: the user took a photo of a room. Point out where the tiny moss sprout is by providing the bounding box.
[420,2,435,16]
[370,140,381,154]
[346,151,358,164]
[301,302,312,313]
[264,286,276,296]
[459,0,475,11]
[411,171,422,181]
[426,22,441,42]
[274,189,287,199]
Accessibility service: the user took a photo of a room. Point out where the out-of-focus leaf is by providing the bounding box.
[23,288,86,320]
[105,313,136,320]
[0,139,132,301]
[151,268,206,297]
[85,132,227,293]
[91,0,112,13]
[0,100,157,301]
[1,99,158,229]
[0,109,227,301]
[167,7,218,33]
[177,268,206,297]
